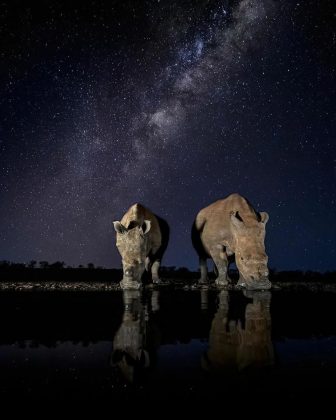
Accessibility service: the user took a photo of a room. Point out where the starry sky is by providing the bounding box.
[0,0,335,271]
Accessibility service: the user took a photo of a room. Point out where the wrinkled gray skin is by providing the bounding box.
[192,193,271,290]
[113,203,163,290]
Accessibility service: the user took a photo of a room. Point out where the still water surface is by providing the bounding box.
[0,289,336,407]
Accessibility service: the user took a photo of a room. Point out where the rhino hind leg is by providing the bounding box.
[199,258,209,285]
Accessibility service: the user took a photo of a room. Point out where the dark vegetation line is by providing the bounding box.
[0,261,335,283]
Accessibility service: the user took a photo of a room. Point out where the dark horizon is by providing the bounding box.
[0,0,335,272]
[2,259,336,277]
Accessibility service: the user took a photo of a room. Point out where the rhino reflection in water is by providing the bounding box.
[202,290,274,373]
[192,193,271,290]
[111,290,160,383]
[113,203,169,290]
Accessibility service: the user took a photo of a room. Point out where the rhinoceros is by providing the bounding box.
[202,290,273,373]
[111,289,161,382]
[113,203,169,289]
[111,290,150,382]
[192,193,271,290]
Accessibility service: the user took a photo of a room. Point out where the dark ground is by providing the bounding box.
[0,262,336,291]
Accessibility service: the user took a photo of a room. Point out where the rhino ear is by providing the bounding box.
[113,221,127,234]
[141,220,151,235]
[259,212,269,224]
[230,211,244,228]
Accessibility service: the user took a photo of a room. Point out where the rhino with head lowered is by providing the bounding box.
[192,193,271,290]
[113,203,169,290]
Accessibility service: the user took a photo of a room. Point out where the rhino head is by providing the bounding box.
[230,211,271,290]
[113,220,151,286]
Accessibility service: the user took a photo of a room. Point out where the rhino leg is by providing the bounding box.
[211,250,229,288]
[151,260,161,283]
[145,257,151,272]
[151,290,160,312]
[199,258,209,285]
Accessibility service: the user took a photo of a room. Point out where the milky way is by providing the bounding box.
[0,0,335,270]
[127,0,275,179]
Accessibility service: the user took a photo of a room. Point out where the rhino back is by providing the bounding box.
[121,203,163,254]
[194,194,259,255]
[154,215,169,259]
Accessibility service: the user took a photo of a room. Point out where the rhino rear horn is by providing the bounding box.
[259,212,269,224]
[141,220,151,235]
[113,221,127,234]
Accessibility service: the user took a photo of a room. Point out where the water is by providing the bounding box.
[0,288,336,409]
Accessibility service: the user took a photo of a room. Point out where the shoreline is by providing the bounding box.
[0,280,335,292]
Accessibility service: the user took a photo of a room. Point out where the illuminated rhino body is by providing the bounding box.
[202,290,274,373]
[192,193,271,290]
[113,203,169,290]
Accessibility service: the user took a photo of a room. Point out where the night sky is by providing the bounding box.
[0,0,335,271]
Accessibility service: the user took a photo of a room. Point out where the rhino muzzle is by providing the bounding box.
[238,272,271,290]
[124,268,133,277]
[123,262,145,282]
[256,268,269,278]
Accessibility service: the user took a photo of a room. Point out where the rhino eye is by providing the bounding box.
[241,257,244,261]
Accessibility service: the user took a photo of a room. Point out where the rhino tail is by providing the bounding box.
[194,211,206,231]
[192,216,207,259]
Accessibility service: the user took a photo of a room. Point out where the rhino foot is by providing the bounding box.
[195,278,210,289]
[152,277,169,286]
[236,277,246,287]
[199,276,210,286]
[215,277,229,288]
[120,279,142,290]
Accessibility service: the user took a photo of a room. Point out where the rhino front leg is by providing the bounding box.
[145,257,151,272]
[151,260,161,284]
[211,250,229,288]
